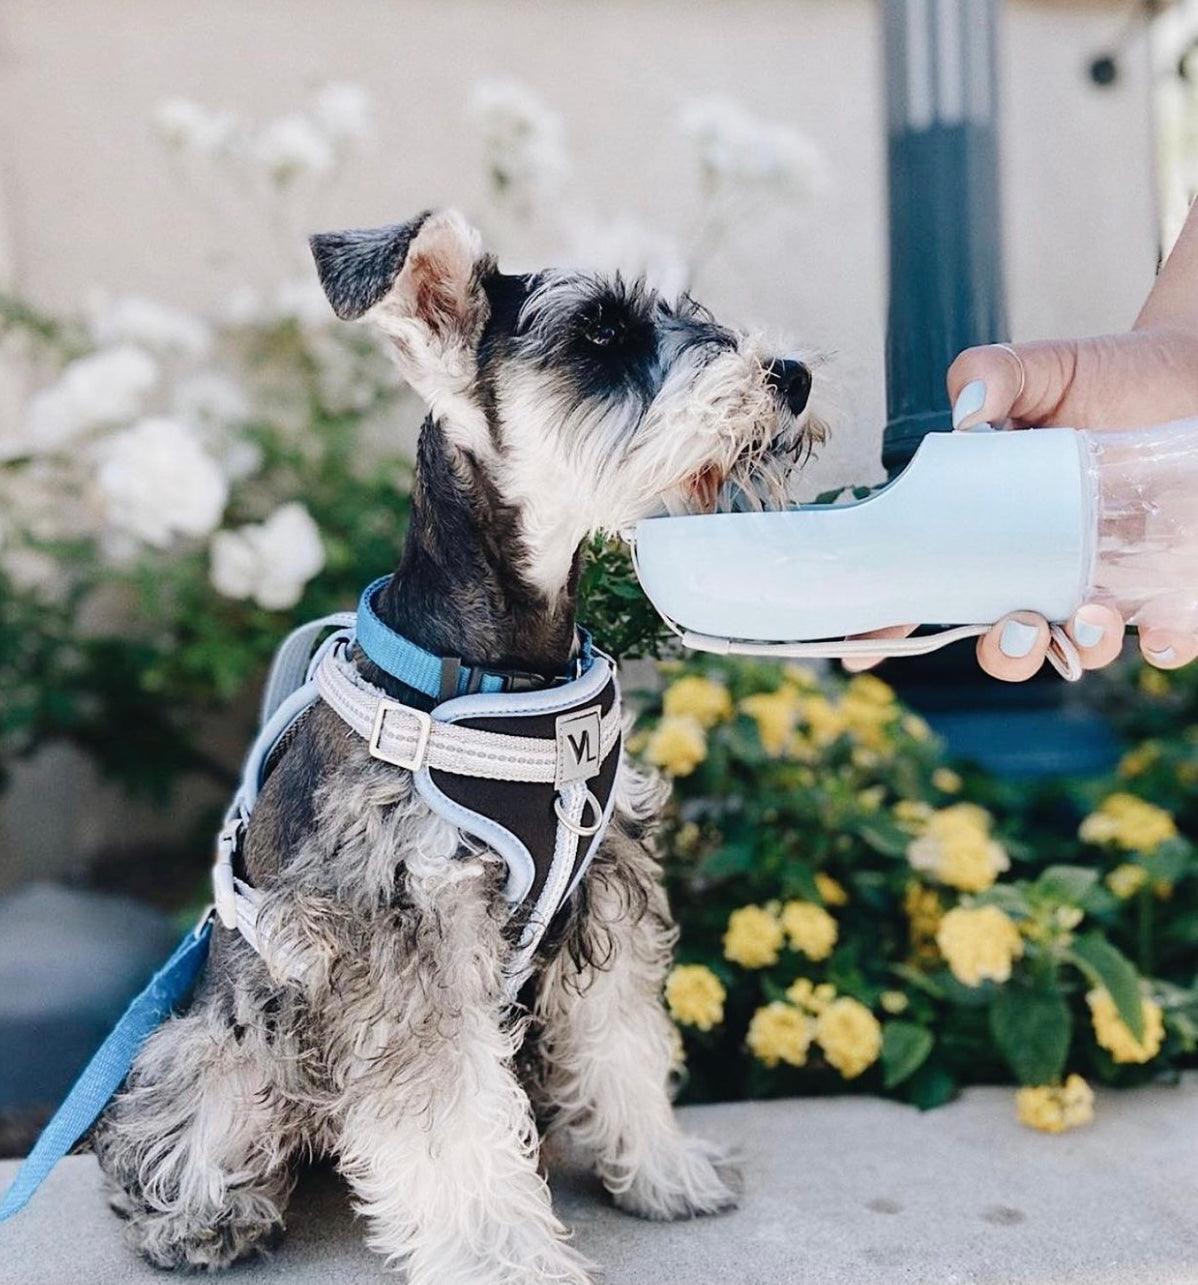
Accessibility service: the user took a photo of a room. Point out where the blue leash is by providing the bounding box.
[0,913,213,1223]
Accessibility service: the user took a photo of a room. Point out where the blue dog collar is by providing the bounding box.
[355,576,594,700]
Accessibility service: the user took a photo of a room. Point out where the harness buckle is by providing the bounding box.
[369,699,433,772]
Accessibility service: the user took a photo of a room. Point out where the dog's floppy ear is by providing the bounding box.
[309,209,489,350]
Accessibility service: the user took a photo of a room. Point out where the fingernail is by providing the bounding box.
[1074,618,1105,648]
[952,379,987,429]
[999,619,1039,659]
[1147,646,1177,664]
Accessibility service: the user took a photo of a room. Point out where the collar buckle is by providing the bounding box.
[369,699,433,772]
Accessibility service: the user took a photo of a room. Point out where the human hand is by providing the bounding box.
[848,325,1198,680]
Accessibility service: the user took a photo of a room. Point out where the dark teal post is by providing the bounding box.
[882,0,1006,474]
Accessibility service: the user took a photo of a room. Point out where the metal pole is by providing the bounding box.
[882,0,1007,475]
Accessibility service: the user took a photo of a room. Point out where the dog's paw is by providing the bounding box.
[610,1134,742,1222]
[124,1198,285,1271]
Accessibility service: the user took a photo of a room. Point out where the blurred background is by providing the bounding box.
[2,0,1198,1151]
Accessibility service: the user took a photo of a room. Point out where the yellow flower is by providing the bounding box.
[894,799,934,832]
[723,904,784,969]
[880,990,909,1015]
[902,713,933,742]
[1079,793,1177,854]
[664,964,726,1031]
[780,900,838,961]
[846,672,896,706]
[815,997,883,1079]
[1016,1075,1095,1134]
[783,663,821,692]
[1106,863,1149,900]
[932,767,963,794]
[668,1022,686,1071]
[800,694,848,747]
[1118,742,1159,779]
[815,872,849,906]
[1140,666,1170,697]
[740,687,802,756]
[747,1001,813,1068]
[644,715,707,777]
[935,905,1024,987]
[662,674,733,728]
[907,803,1009,892]
[786,977,837,1014]
[840,681,900,749]
[904,881,943,962]
[1087,988,1165,1064]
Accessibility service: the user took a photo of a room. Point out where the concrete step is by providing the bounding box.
[2,1083,1196,1284]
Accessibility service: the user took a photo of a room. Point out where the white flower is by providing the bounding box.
[25,346,159,450]
[678,97,828,199]
[153,98,237,156]
[88,295,212,361]
[312,82,371,142]
[209,502,325,610]
[97,417,228,548]
[468,79,569,206]
[254,114,334,183]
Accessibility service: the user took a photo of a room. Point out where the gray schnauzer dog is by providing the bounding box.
[92,209,822,1283]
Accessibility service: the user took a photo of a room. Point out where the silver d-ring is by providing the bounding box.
[554,789,604,837]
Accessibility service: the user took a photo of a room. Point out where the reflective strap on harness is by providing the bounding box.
[315,641,621,780]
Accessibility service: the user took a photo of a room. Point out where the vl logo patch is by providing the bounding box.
[555,706,602,786]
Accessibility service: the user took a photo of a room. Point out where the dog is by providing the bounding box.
[92,209,822,1283]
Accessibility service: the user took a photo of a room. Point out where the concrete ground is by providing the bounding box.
[2,1083,1196,1285]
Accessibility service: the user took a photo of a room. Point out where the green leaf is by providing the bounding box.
[989,983,1071,1085]
[1035,865,1099,904]
[881,1021,934,1088]
[856,816,911,858]
[1069,933,1144,1041]
[700,838,757,880]
[904,1061,957,1110]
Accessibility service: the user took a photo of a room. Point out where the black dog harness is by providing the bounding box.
[213,579,623,996]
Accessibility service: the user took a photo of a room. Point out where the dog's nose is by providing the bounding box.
[766,359,812,415]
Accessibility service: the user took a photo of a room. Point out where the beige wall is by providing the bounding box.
[0,0,1162,880]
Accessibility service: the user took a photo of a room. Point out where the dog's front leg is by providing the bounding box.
[331,863,594,1285]
[536,827,741,1221]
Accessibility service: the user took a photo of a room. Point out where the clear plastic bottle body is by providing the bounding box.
[1084,418,1198,632]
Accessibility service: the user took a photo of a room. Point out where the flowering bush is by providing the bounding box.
[643,659,1198,1131]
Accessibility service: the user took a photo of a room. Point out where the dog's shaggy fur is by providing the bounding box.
[92,209,822,1283]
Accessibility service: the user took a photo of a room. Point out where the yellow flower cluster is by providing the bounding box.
[644,715,707,777]
[1106,863,1148,900]
[932,767,962,794]
[664,964,726,1031]
[904,881,943,962]
[1078,793,1177,854]
[723,904,784,969]
[1016,1075,1095,1134]
[935,905,1024,987]
[663,674,733,728]
[907,802,1010,893]
[1118,742,1160,779]
[815,997,883,1079]
[746,1001,813,1067]
[750,981,883,1079]
[894,800,935,832]
[838,673,901,750]
[780,900,838,961]
[740,687,801,756]
[1087,988,1165,1064]
[815,872,849,906]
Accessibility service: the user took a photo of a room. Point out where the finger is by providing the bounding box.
[976,612,1050,682]
[947,339,1079,430]
[1139,628,1198,670]
[1068,603,1125,671]
[842,624,917,673]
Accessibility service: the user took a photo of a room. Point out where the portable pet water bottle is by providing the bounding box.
[630,420,1198,677]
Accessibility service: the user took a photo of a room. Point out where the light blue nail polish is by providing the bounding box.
[952,379,986,429]
[1073,618,1104,648]
[999,619,1039,659]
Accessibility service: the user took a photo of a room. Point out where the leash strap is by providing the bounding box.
[0,914,214,1223]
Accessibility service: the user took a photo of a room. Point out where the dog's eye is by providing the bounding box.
[581,303,624,348]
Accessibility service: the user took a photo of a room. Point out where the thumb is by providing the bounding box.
[947,340,1079,430]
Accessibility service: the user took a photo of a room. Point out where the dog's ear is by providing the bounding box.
[309,210,489,352]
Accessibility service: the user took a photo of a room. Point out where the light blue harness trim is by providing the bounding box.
[0,914,213,1223]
